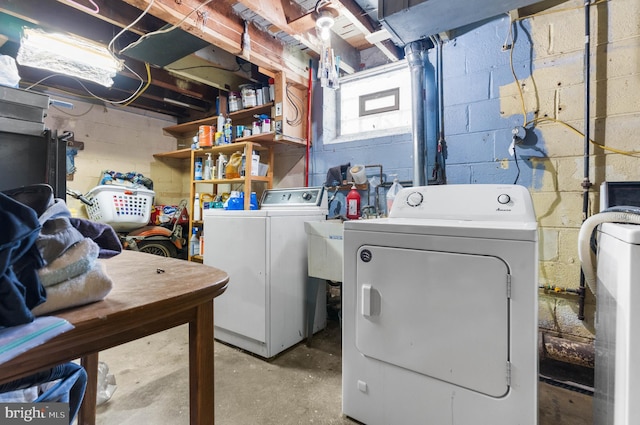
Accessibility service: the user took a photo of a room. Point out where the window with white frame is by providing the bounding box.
[328,60,412,143]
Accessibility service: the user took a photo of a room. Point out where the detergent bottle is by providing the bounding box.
[190,227,200,257]
[346,183,361,220]
[204,153,213,180]
[193,193,201,221]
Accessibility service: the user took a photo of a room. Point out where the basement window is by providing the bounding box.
[326,60,411,144]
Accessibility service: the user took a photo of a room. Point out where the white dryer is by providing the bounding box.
[342,184,538,425]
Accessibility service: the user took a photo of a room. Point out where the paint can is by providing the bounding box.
[198,125,213,147]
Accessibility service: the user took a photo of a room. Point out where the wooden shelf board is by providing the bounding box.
[163,103,273,138]
[153,148,192,159]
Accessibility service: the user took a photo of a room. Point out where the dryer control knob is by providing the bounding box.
[497,194,511,204]
[406,191,424,207]
[302,192,312,200]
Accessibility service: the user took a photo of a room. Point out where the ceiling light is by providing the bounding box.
[17,27,123,87]
[316,9,335,41]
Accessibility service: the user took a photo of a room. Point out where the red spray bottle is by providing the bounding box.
[346,183,361,220]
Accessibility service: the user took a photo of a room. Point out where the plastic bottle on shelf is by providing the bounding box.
[268,78,275,102]
[193,193,201,221]
[194,157,203,180]
[224,117,232,143]
[216,154,227,179]
[204,153,213,180]
[217,113,225,135]
[346,183,361,220]
[386,174,403,216]
[190,227,200,257]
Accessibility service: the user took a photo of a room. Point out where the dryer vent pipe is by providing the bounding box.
[577,210,640,294]
[405,40,428,186]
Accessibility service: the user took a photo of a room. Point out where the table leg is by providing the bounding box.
[78,352,99,425]
[189,300,215,425]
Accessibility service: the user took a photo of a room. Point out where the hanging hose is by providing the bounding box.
[577,208,640,294]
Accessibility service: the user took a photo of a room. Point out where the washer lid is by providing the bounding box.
[599,222,640,244]
[355,245,510,397]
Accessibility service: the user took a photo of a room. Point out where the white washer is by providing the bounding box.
[594,222,640,425]
[342,184,538,425]
[203,187,327,358]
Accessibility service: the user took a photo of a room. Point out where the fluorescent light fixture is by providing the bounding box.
[17,27,123,87]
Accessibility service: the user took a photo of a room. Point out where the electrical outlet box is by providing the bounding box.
[275,102,282,117]
[275,120,283,132]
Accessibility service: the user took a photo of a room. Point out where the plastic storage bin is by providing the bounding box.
[85,185,154,231]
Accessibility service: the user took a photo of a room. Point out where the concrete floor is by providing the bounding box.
[95,317,593,425]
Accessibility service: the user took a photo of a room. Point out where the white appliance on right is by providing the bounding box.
[342,184,538,425]
[594,222,640,425]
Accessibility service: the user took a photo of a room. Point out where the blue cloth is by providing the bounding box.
[0,362,87,424]
[0,192,46,327]
[69,218,122,258]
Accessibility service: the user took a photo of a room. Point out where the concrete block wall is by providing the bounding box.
[44,98,179,216]
[311,0,640,342]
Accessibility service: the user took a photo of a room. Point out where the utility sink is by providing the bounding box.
[304,220,344,282]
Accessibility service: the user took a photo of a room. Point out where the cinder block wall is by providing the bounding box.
[44,98,182,216]
[312,0,640,342]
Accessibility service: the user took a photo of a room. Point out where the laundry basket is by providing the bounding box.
[85,185,155,232]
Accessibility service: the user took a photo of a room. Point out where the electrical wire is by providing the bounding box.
[285,82,304,127]
[108,0,155,54]
[51,103,96,117]
[506,15,527,127]
[507,0,637,157]
[512,141,521,184]
[64,0,99,14]
[121,62,152,106]
[314,0,330,13]
[117,0,215,54]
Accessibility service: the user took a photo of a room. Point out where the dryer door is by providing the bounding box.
[355,245,510,397]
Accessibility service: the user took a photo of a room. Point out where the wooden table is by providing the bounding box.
[0,250,229,425]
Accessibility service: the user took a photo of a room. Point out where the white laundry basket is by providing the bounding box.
[85,185,155,232]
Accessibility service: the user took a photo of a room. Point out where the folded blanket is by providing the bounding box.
[32,261,113,316]
[37,238,99,288]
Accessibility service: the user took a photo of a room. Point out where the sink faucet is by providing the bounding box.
[361,205,377,218]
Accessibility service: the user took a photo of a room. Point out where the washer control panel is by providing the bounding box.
[260,186,326,209]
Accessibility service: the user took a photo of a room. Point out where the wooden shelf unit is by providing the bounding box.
[154,70,307,262]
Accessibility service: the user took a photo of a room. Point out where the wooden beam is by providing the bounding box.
[331,0,400,62]
[118,0,310,86]
[238,0,360,74]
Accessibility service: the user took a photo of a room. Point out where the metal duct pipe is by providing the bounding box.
[405,40,429,186]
